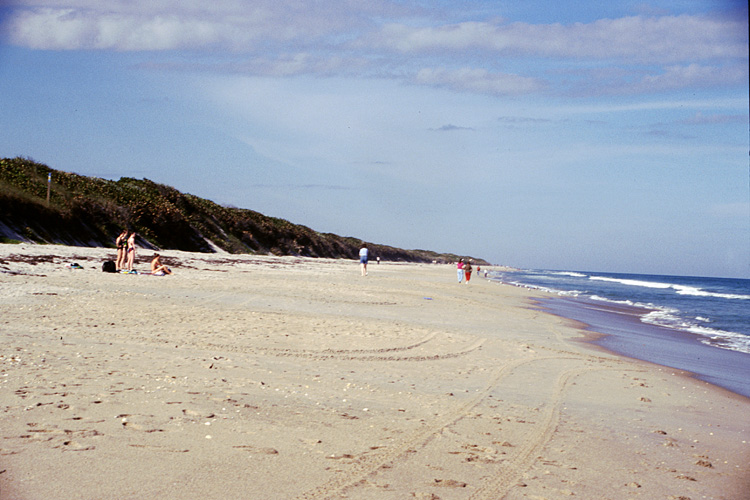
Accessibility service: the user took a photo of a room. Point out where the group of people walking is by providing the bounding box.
[359,244,479,285]
[456,258,478,284]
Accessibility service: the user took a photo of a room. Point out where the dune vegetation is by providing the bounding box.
[0,157,486,264]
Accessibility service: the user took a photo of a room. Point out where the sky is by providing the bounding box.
[0,1,748,278]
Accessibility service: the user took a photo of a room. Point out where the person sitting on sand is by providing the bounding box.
[151,253,172,275]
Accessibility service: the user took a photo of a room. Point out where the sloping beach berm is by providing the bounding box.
[1,244,747,499]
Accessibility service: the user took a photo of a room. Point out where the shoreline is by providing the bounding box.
[1,244,748,499]
[535,295,750,400]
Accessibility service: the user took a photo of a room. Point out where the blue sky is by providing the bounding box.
[0,1,748,278]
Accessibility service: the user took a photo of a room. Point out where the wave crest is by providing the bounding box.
[590,276,750,300]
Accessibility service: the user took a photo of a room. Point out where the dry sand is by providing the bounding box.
[0,244,748,500]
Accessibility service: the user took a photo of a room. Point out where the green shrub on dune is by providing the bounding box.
[0,157,488,264]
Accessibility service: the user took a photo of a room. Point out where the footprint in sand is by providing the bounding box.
[434,479,467,488]
[233,445,279,455]
[128,444,189,453]
[55,440,95,452]
[182,409,215,420]
[121,421,165,433]
[119,414,166,433]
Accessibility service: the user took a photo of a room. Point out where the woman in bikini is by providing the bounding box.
[126,232,137,272]
[150,253,172,275]
[115,230,128,271]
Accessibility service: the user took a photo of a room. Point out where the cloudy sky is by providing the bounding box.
[1,1,748,277]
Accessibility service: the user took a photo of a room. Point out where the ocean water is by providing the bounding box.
[490,269,750,397]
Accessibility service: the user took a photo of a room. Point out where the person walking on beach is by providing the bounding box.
[115,229,128,271]
[457,259,465,283]
[359,244,369,276]
[126,232,137,272]
[464,259,473,283]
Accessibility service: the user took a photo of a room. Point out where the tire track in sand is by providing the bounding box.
[263,331,439,355]
[145,332,486,363]
[293,355,575,500]
[261,338,486,362]
[467,366,612,500]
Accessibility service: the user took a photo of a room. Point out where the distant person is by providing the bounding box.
[115,230,128,271]
[359,244,369,276]
[457,259,465,283]
[126,232,137,272]
[464,260,473,283]
[377,256,380,265]
[151,253,172,275]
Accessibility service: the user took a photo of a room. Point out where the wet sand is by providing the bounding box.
[538,296,750,399]
[1,244,748,499]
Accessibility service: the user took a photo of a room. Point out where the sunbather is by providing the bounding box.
[150,253,172,275]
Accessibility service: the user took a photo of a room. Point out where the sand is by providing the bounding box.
[0,244,748,500]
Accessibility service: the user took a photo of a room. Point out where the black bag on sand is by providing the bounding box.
[102,260,116,273]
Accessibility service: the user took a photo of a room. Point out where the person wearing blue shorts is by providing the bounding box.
[359,244,369,276]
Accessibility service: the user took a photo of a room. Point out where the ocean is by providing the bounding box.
[489,269,750,398]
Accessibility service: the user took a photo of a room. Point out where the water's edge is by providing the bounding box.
[535,295,750,400]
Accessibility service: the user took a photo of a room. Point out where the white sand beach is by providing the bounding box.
[1,244,747,499]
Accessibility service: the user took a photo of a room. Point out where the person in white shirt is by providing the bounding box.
[359,245,369,276]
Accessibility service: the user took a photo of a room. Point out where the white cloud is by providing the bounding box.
[414,67,544,96]
[370,15,747,63]
[558,97,748,115]
[222,54,367,78]
[634,63,748,92]
[2,2,747,97]
[5,8,226,50]
[430,124,475,132]
[6,2,746,63]
[566,62,749,96]
[2,0,386,51]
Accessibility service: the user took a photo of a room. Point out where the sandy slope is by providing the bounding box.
[0,244,748,499]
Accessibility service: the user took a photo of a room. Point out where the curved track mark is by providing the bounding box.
[267,338,486,362]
